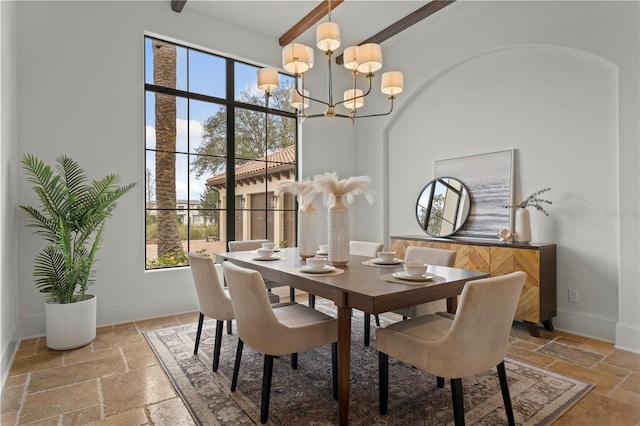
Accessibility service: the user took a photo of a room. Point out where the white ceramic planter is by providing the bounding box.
[45,294,97,350]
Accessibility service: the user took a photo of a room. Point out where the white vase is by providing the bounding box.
[298,204,317,259]
[328,194,350,265]
[515,208,531,243]
[45,294,97,350]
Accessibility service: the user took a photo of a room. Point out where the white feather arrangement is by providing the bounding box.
[275,178,316,209]
[310,172,375,206]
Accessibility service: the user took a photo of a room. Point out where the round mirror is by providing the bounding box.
[416,177,471,237]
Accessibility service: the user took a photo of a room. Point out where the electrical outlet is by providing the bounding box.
[568,289,579,303]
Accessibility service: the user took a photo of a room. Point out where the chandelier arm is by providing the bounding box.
[334,73,374,108]
[351,96,395,119]
[294,78,331,107]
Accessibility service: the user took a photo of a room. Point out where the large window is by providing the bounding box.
[144,37,298,269]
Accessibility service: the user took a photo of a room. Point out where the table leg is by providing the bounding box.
[446,296,458,314]
[337,304,352,425]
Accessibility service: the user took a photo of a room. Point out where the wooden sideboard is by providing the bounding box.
[390,235,556,337]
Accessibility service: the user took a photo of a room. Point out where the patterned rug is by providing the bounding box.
[144,301,592,425]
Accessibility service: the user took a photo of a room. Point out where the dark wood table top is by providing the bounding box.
[218,250,489,314]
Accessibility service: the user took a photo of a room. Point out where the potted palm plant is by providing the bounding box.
[20,154,136,350]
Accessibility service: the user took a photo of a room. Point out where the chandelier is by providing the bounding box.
[257,0,404,120]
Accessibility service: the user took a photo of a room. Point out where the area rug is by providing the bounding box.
[144,302,592,425]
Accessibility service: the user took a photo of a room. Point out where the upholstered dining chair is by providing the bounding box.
[350,240,384,346]
[393,246,457,319]
[377,271,526,426]
[188,253,235,372]
[223,261,338,424]
[228,239,296,303]
[188,253,280,371]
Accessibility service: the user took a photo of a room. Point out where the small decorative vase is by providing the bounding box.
[328,194,350,265]
[515,208,531,243]
[297,204,317,259]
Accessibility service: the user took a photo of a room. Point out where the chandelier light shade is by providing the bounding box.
[257,68,279,93]
[316,21,341,52]
[282,43,312,74]
[381,71,404,96]
[291,88,310,109]
[343,46,359,71]
[259,0,404,120]
[356,43,383,74]
[343,89,364,110]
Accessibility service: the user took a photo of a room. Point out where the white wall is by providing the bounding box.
[1,0,20,388]
[352,1,639,350]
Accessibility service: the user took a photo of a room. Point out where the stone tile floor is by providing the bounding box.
[2,291,639,425]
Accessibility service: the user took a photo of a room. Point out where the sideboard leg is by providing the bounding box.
[542,319,554,331]
[524,321,540,337]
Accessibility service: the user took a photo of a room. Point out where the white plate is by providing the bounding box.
[392,272,434,282]
[316,250,328,256]
[372,258,403,265]
[300,265,335,274]
[253,255,281,261]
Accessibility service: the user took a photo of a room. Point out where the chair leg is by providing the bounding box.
[364,313,371,347]
[450,378,465,426]
[497,361,515,426]
[226,319,232,335]
[291,352,298,370]
[194,313,204,355]
[375,314,381,327]
[212,320,224,371]
[260,355,274,424]
[231,339,244,391]
[289,287,295,302]
[309,294,316,308]
[437,376,445,388]
[331,342,338,401]
[379,352,389,415]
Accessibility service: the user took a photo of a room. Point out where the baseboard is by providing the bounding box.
[19,294,198,340]
[1,325,20,390]
[615,321,640,354]
[552,307,617,343]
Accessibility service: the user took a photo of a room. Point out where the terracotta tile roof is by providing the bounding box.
[206,144,296,187]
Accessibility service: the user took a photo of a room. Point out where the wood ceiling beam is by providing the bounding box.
[336,0,456,64]
[171,0,187,13]
[279,0,344,47]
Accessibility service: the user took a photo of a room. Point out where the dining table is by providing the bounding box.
[217,248,490,425]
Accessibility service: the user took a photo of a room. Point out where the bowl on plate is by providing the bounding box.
[256,248,274,259]
[261,242,276,250]
[403,262,427,276]
[377,251,396,262]
[306,257,327,271]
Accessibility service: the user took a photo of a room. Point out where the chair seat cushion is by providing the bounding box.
[376,314,452,372]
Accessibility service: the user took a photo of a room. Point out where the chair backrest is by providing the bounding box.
[350,241,384,258]
[188,253,234,321]
[228,239,270,252]
[223,261,281,352]
[404,246,457,267]
[437,271,526,377]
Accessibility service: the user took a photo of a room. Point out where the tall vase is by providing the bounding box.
[328,194,350,265]
[297,204,317,259]
[515,207,531,243]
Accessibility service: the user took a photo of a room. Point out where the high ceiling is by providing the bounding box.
[181,1,440,50]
